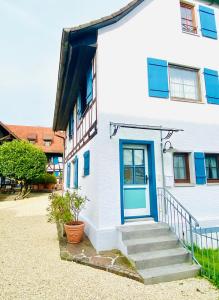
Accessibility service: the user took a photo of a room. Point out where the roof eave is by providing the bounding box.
[52,0,145,131]
[0,121,20,140]
[53,30,70,131]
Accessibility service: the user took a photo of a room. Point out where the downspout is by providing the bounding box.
[55,132,66,195]
[160,129,166,189]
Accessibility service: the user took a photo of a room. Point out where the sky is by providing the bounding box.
[0,0,130,127]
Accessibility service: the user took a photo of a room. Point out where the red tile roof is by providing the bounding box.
[6,124,64,154]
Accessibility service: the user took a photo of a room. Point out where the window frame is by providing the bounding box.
[44,140,52,147]
[173,152,191,184]
[123,148,146,185]
[180,2,198,35]
[77,57,96,121]
[205,154,219,183]
[168,64,202,103]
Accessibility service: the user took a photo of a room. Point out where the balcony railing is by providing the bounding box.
[182,23,197,34]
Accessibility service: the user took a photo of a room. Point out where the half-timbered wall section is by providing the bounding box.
[65,56,97,162]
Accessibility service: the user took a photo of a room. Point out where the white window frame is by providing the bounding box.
[168,64,203,103]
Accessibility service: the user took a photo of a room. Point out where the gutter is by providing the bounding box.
[53,30,70,131]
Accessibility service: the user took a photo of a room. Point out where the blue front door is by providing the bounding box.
[122,144,150,219]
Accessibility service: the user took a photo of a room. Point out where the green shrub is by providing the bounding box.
[47,192,72,224]
[69,190,89,222]
[44,173,57,184]
[32,173,57,184]
[0,140,47,198]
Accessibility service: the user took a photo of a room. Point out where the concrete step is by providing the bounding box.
[130,248,191,269]
[124,234,179,254]
[117,221,158,231]
[120,223,170,241]
[139,263,200,285]
[117,222,168,231]
[125,217,155,223]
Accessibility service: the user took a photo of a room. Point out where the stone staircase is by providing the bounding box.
[117,221,200,285]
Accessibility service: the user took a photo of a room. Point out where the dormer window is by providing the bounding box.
[27,133,37,144]
[43,135,53,147]
[180,2,197,34]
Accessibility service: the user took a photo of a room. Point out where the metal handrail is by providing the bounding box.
[158,188,199,226]
[157,187,199,260]
[158,187,219,286]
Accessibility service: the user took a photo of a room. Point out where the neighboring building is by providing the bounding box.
[53,0,219,252]
[0,122,64,181]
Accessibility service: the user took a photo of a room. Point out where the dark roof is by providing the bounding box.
[65,0,145,35]
[53,0,145,131]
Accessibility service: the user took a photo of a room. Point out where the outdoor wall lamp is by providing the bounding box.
[163,141,174,153]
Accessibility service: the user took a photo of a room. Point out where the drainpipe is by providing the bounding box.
[160,130,166,189]
[160,129,167,219]
[55,132,66,195]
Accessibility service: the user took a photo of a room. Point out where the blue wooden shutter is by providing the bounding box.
[204,68,219,104]
[53,156,59,165]
[194,152,206,185]
[83,151,90,176]
[67,163,71,188]
[73,157,78,189]
[147,58,169,98]
[199,6,218,39]
[86,64,93,104]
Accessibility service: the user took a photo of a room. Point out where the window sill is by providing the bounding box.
[182,30,200,37]
[174,183,195,187]
[207,182,219,186]
[171,98,204,104]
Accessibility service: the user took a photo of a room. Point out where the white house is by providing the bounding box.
[53,0,219,257]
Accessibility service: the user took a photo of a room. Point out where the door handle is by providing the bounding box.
[145,175,149,184]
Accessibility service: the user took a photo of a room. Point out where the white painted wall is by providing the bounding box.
[96,0,219,229]
[64,0,219,250]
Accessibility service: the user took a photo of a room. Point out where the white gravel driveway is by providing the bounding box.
[0,194,218,300]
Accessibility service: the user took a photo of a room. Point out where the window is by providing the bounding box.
[77,58,96,120]
[173,153,190,183]
[58,157,63,163]
[180,2,197,34]
[169,65,200,102]
[123,149,145,185]
[69,113,74,140]
[44,140,51,147]
[205,154,219,182]
[27,133,37,144]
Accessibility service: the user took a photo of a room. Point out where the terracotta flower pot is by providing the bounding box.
[64,221,85,244]
[46,183,55,190]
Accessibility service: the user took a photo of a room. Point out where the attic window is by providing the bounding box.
[27,133,37,144]
[43,135,53,146]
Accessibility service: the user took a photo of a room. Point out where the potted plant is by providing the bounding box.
[47,192,72,237]
[64,190,88,244]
